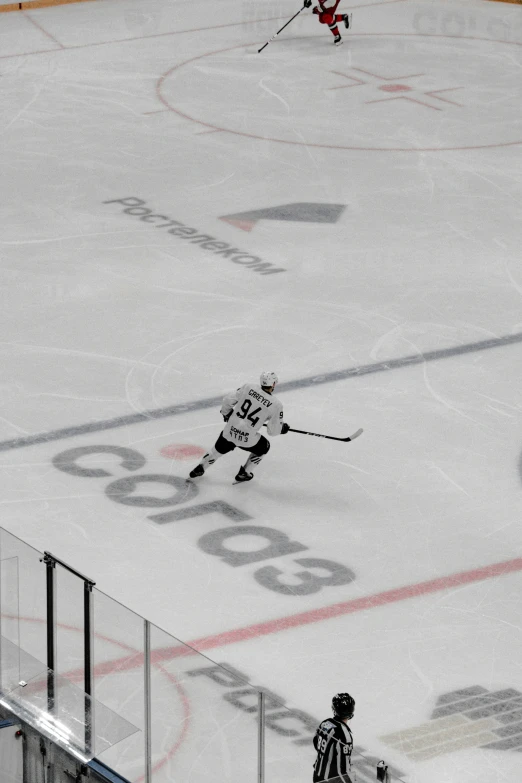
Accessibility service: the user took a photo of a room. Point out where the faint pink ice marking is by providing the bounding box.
[329,67,463,111]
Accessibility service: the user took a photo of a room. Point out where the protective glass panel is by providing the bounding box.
[264,698,318,783]
[0,530,46,665]
[0,637,139,763]
[0,635,47,696]
[0,557,20,650]
[150,624,258,783]
[93,589,145,782]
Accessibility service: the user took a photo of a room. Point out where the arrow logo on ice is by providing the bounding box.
[219,203,346,232]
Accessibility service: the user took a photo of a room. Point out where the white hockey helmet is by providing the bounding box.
[260,371,278,389]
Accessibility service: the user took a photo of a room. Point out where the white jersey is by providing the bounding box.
[220,383,284,448]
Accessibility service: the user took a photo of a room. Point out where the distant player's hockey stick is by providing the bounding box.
[258,6,306,53]
[288,426,363,442]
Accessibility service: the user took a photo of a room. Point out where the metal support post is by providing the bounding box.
[258,690,265,783]
[84,580,95,756]
[144,620,152,783]
[43,552,96,753]
[42,554,57,713]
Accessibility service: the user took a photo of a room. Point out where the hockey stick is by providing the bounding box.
[288,426,363,442]
[264,424,363,442]
[258,6,306,53]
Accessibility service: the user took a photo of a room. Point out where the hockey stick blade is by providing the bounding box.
[343,427,363,441]
[287,426,363,442]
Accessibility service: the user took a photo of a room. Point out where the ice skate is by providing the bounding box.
[189,464,205,478]
[334,34,343,45]
[343,13,351,28]
[234,466,254,483]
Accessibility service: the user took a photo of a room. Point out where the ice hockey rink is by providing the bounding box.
[1,0,522,779]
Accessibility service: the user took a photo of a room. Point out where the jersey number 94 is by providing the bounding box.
[235,399,262,427]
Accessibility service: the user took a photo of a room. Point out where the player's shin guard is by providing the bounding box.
[202,447,221,468]
[329,22,342,44]
[189,447,222,478]
[243,453,264,474]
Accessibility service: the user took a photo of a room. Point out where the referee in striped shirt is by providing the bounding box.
[313,693,355,783]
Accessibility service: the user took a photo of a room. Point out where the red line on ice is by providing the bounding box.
[50,558,522,679]
[15,558,522,676]
[187,556,522,651]
[23,10,65,48]
[91,556,522,669]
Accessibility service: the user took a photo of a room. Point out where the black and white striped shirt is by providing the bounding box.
[313,717,353,783]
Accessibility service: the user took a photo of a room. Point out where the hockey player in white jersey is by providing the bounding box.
[189,372,290,483]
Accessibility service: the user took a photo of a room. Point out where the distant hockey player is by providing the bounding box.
[188,372,289,483]
[313,693,355,783]
[304,0,351,45]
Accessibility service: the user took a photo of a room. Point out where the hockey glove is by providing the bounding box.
[222,411,232,422]
[304,0,312,6]
[281,423,290,434]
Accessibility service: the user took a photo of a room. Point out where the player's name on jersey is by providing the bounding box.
[103,198,286,276]
[249,389,273,406]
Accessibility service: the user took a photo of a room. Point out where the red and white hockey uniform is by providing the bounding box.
[313,0,342,25]
[310,0,350,43]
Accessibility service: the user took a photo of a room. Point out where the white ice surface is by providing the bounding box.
[1,0,522,780]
